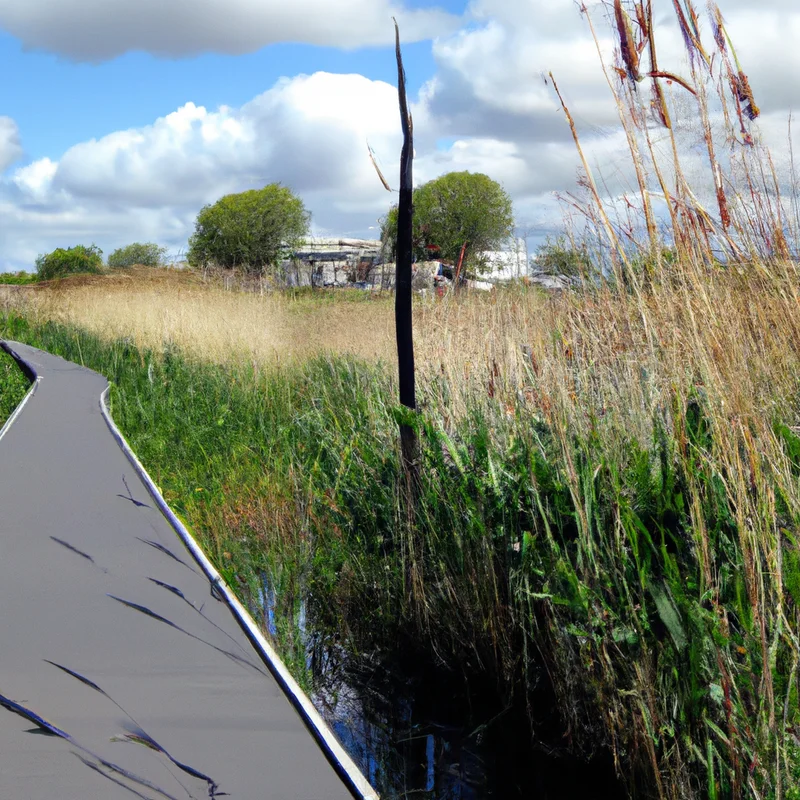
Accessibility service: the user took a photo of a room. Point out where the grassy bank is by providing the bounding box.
[3,262,800,797]
[0,347,31,425]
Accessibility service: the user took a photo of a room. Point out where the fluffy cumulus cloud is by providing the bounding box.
[0,0,460,60]
[416,0,800,225]
[0,116,22,172]
[423,0,799,138]
[0,72,408,269]
[50,70,405,213]
[0,0,797,269]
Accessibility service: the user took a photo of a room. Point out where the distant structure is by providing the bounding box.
[478,237,529,282]
[281,234,571,292]
[284,238,383,287]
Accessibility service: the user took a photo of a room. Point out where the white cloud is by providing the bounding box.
[0,116,23,172]
[48,72,402,206]
[0,72,407,269]
[421,0,798,145]
[0,0,461,60]
[12,157,56,196]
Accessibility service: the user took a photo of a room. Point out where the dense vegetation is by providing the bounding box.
[35,244,104,281]
[108,242,167,268]
[0,348,31,425]
[187,183,310,273]
[0,271,37,285]
[3,253,800,798]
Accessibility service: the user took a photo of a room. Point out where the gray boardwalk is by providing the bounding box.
[0,342,366,800]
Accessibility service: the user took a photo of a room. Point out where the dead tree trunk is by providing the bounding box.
[393,20,419,504]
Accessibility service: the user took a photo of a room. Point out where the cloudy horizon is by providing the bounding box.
[0,0,795,271]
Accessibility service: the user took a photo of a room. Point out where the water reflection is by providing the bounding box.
[256,574,623,800]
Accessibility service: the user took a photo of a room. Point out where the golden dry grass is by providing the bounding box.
[11,268,397,364]
[10,265,800,442]
[12,268,800,546]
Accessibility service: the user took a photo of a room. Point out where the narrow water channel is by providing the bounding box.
[257,576,626,799]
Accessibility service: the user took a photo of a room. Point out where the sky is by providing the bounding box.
[0,0,796,271]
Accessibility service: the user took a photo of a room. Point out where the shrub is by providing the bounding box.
[187,184,310,274]
[533,236,593,279]
[0,271,37,285]
[35,245,104,281]
[108,242,167,269]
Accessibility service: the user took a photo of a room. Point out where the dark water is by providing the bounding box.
[258,577,625,800]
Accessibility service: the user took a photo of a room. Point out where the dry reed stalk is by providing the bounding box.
[574,0,789,268]
[547,70,628,284]
[585,3,659,256]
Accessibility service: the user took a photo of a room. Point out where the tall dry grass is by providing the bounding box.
[9,259,800,797]
[10,269,397,364]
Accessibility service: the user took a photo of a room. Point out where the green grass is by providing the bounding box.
[0,347,31,424]
[1,308,798,799]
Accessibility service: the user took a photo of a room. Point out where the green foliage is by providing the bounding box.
[381,171,514,274]
[0,271,37,285]
[108,242,167,269]
[1,310,797,799]
[187,183,310,273]
[0,349,30,424]
[534,236,593,278]
[35,244,104,281]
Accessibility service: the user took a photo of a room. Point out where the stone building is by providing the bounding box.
[283,238,384,287]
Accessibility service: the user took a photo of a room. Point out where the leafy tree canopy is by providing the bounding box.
[108,242,168,268]
[381,171,514,274]
[187,184,310,273]
[35,244,104,281]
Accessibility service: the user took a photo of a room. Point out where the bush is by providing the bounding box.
[35,245,104,281]
[533,236,593,279]
[0,271,37,285]
[187,184,310,274]
[108,242,167,269]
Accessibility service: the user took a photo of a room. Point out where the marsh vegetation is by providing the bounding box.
[2,247,800,798]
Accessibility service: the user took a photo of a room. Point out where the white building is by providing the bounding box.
[477,237,529,282]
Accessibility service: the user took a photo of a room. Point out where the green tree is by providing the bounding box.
[108,242,168,268]
[381,171,514,274]
[187,184,310,273]
[35,244,104,281]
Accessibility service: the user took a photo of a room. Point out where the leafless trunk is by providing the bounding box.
[393,20,419,507]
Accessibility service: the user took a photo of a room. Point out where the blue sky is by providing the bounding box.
[0,29,451,163]
[0,0,794,271]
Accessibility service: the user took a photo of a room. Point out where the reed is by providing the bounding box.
[3,257,800,796]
